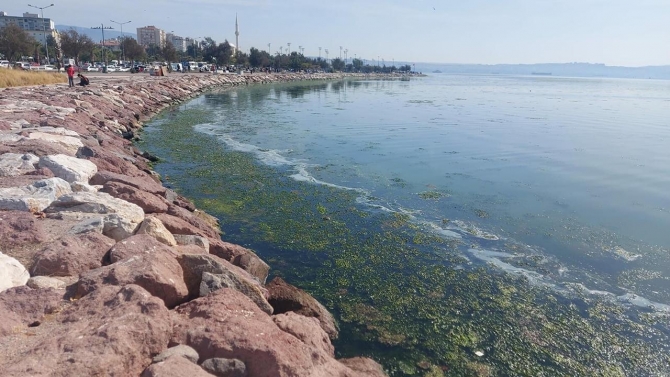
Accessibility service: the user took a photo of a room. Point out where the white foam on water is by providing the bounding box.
[609,246,642,261]
[451,220,500,241]
[468,248,547,285]
[618,293,670,312]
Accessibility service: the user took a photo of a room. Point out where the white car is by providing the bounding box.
[86,66,100,72]
[0,60,9,68]
[105,66,117,72]
[117,66,130,72]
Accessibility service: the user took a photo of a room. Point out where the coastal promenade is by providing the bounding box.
[0,72,389,376]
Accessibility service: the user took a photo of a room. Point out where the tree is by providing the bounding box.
[162,43,178,62]
[0,23,37,62]
[121,37,146,62]
[59,28,95,66]
[331,58,345,71]
[352,58,364,72]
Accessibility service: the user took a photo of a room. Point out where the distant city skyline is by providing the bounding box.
[3,0,669,67]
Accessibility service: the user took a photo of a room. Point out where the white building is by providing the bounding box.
[136,25,166,48]
[166,33,187,53]
[0,11,58,45]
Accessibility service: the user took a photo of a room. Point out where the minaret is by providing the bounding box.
[235,14,239,54]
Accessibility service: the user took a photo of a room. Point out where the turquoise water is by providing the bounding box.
[141,75,670,376]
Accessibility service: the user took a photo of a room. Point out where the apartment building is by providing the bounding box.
[0,11,58,45]
[136,25,166,48]
[166,33,187,52]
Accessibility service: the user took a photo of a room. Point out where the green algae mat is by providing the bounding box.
[137,90,670,377]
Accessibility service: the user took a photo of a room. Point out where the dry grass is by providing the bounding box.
[0,68,67,88]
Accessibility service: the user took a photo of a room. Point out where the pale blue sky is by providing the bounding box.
[5,0,669,66]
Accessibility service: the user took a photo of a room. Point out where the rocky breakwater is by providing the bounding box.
[0,74,387,376]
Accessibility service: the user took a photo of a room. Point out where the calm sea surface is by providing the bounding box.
[141,74,670,376]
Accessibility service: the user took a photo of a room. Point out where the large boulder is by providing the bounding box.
[31,232,115,277]
[273,312,335,357]
[107,234,179,264]
[38,154,98,184]
[177,254,272,314]
[0,252,30,292]
[209,239,270,284]
[44,191,144,241]
[0,285,172,376]
[141,356,215,377]
[26,276,66,290]
[168,205,221,236]
[90,170,167,196]
[0,210,46,249]
[136,216,177,246]
[0,286,63,337]
[174,234,209,252]
[25,131,84,156]
[170,288,343,377]
[267,277,339,339]
[0,177,71,212]
[0,152,38,176]
[100,181,169,213]
[77,249,188,308]
[339,358,388,377]
[153,345,200,364]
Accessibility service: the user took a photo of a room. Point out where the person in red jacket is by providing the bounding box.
[66,65,75,87]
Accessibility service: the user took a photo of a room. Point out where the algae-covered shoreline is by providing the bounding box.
[139,79,670,376]
[0,72,401,376]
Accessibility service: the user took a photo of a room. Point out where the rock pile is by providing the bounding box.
[0,73,387,376]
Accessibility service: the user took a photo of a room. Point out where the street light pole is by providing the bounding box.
[287,43,291,55]
[110,20,131,63]
[319,47,321,60]
[91,24,114,67]
[28,3,54,64]
[268,43,271,55]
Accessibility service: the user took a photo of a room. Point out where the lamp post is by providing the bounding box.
[319,47,321,60]
[339,46,342,60]
[287,42,291,55]
[28,3,54,64]
[110,20,131,63]
[91,24,114,67]
[298,46,302,55]
[324,49,329,63]
[268,43,271,55]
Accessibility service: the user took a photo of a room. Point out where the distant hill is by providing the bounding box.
[413,62,670,80]
[56,25,137,42]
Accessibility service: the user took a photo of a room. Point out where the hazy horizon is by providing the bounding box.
[5,0,669,66]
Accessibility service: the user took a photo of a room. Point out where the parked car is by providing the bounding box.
[0,60,10,68]
[105,65,117,72]
[117,66,130,72]
[86,65,100,72]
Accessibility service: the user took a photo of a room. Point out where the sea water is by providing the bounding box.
[140,74,670,376]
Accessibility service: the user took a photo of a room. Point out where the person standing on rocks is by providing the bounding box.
[66,65,75,87]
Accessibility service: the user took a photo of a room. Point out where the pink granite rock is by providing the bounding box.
[31,232,115,277]
[107,234,179,264]
[0,284,172,376]
[209,239,270,284]
[0,286,64,337]
[273,312,335,357]
[100,181,169,213]
[77,247,188,308]
[90,170,167,195]
[267,277,339,340]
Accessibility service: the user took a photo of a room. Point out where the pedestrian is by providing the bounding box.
[66,65,75,87]
[77,73,90,86]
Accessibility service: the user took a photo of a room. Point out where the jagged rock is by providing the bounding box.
[339,358,388,377]
[177,254,272,315]
[77,249,188,308]
[0,153,38,176]
[0,285,172,376]
[0,177,71,212]
[107,234,179,264]
[0,252,30,292]
[0,210,46,249]
[90,170,167,196]
[26,276,66,290]
[0,285,63,337]
[31,232,115,277]
[68,216,105,235]
[38,154,98,183]
[174,234,209,252]
[70,182,100,192]
[170,288,362,377]
[267,277,339,340]
[209,239,270,284]
[44,191,144,241]
[153,345,200,364]
[201,358,247,377]
[142,356,215,377]
[136,216,177,246]
[101,181,169,213]
[153,213,214,239]
[25,131,84,155]
[165,189,196,211]
[273,312,335,357]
